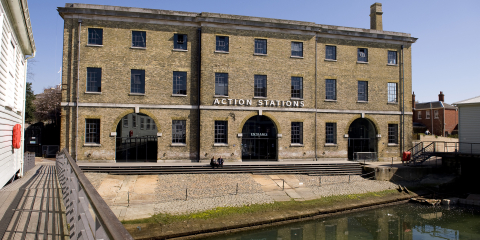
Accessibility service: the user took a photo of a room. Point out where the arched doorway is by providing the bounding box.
[348,118,377,160]
[115,113,157,162]
[241,115,277,161]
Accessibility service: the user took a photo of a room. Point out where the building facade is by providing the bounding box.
[59,3,416,163]
[0,0,35,188]
[453,96,480,154]
[412,91,458,137]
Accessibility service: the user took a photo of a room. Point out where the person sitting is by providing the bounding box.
[210,156,216,169]
[218,157,224,168]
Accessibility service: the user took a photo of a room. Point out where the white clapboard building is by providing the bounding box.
[453,96,480,154]
[0,0,35,189]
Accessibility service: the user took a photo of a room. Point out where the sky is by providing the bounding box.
[27,0,480,104]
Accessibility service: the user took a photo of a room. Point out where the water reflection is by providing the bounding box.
[206,204,480,240]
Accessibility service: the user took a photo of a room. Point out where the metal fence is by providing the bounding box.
[353,152,377,163]
[56,148,133,240]
[42,145,59,158]
[23,152,36,175]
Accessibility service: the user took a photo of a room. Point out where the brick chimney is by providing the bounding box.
[370,3,383,31]
[439,91,444,102]
[412,92,416,109]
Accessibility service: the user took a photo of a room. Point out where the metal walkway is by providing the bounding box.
[0,163,68,240]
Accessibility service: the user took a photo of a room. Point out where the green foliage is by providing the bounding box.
[25,82,35,123]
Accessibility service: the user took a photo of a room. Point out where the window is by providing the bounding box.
[326,123,337,144]
[215,73,228,96]
[214,121,228,144]
[388,83,397,103]
[140,117,145,130]
[173,71,187,95]
[123,115,128,128]
[357,48,368,62]
[426,110,430,119]
[291,42,303,57]
[132,31,146,48]
[86,67,101,92]
[146,119,151,130]
[291,122,303,144]
[325,45,336,60]
[325,79,336,100]
[216,36,229,52]
[152,122,156,130]
[388,51,397,65]
[418,111,422,119]
[254,75,267,97]
[132,115,137,128]
[388,124,398,144]
[174,34,187,50]
[254,39,267,54]
[85,119,100,144]
[131,69,145,94]
[172,120,186,144]
[88,28,103,45]
[434,110,439,119]
[358,81,368,101]
[291,77,303,99]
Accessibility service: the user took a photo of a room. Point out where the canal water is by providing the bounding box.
[206,203,480,240]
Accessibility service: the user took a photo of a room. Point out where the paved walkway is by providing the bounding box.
[0,162,68,240]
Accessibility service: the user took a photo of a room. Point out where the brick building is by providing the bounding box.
[412,91,458,136]
[58,3,417,163]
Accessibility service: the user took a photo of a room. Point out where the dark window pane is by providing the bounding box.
[388,124,398,144]
[325,46,336,60]
[88,28,103,45]
[358,81,368,101]
[291,122,303,144]
[146,119,151,130]
[254,75,267,97]
[85,119,100,144]
[132,115,136,128]
[132,31,146,48]
[140,117,144,130]
[216,36,229,52]
[215,73,228,96]
[388,51,397,64]
[254,39,267,54]
[86,67,102,92]
[174,34,187,50]
[388,82,397,102]
[214,121,228,144]
[358,48,368,62]
[291,42,303,57]
[131,69,145,94]
[291,77,303,98]
[173,71,187,95]
[123,115,128,128]
[325,79,336,100]
[172,120,186,143]
[326,123,336,144]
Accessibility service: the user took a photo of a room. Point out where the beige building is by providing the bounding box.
[58,3,416,163]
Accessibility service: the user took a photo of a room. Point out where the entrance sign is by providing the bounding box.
[251,133,268,137]
[213,98,304,108]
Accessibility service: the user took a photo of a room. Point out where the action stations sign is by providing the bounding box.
[213,98,305,108]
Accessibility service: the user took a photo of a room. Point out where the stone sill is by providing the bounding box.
[172,49,188,52]
[129,93,145,96]
[290,56,304,59]
[86,44,103,47]
[214,95,229,98]
[171,143,186,147]
[356,61,368,64]
[214,51,229,54]
[357,101,368,103]
[387,102,398,105]
[324,143,337,147]
[253,53,267,56]
[290,144,304,147]
[387,63,398,66]
[291,98,303,101]
[84,143,101,147]
[253,96,267,99]
[324,59,337,62]
[213,143,228,147]
[172,94,187,97]
[130,46,146,50]
[387,143,399,147]
[85,92,101,94]
[325,99,337,102]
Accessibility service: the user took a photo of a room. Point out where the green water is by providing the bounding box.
[206,204,480,240]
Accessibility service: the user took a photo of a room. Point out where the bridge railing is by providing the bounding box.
[56,148,133,240]
[412,141,480,156]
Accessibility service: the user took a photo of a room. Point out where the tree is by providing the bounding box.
[25,82,35,123]
[34,86,61,125]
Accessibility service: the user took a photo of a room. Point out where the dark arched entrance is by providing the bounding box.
[241,115,277,161]
[348,118,377,160]
[115,113,157,162]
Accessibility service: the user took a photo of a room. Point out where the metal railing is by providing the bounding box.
[23,152,36,175]
[353,152,377,163]
[56,148,133,240]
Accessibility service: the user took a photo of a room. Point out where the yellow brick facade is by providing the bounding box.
[58,4,416,163]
